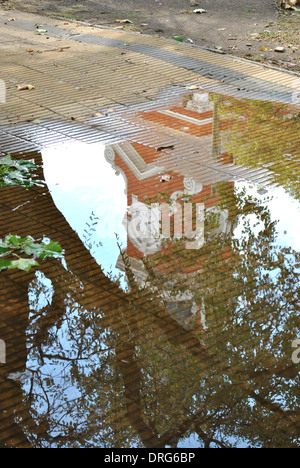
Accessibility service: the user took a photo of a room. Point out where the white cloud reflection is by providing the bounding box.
[42,142,127,278]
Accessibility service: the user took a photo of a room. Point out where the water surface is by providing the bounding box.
[0,88,299,448]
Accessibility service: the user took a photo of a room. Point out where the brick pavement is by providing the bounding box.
[0,8,299,154]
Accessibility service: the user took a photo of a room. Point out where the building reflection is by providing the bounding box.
[105,91,251,330]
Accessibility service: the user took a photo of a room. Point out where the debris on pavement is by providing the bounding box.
[193,9,207,14]
[16,83,35,91]
[159,174,173,183]
[114,19,133,24]
[279,0,300,9]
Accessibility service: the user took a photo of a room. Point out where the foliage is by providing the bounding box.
[0,154,63,273]
[0,235,63,272]
[218,97,300,200]
[0,154,44,189]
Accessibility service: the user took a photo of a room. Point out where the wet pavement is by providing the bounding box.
[0,9,300,449]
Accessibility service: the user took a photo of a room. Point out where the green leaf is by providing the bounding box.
[43,241,63,254]
[6,235,22,248]
[0,235,64,273]
[21,239,63,258]
[174,36,184,42]
[0,259,13,271]
[9,258,40,272]
[0,154,44,189]
[21,240,44,256]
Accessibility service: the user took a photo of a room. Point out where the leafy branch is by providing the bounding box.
[0,154,44,189]
[0,154,64,273]
[0,235,64,272]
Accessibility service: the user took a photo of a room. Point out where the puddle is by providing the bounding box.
[0,88,300,448]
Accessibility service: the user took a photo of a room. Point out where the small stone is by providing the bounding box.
[275,47,286,53]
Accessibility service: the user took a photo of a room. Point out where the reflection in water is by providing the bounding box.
[42,142,128,282]
[0,89,299,448]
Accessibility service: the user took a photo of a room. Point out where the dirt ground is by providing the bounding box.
[1,0,300,72]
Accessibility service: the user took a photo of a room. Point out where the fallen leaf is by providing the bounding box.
[114,19,133,24]
[185,85,203,90]
[159,174,173,182]
[9,117,36,124]
[279,0,300,10]
[16,84,35,91]
[91,112,104,117]
[157,145,175,152]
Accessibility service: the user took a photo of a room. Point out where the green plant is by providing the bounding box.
[173,36,184,42]
[0,235,63,272]
[0,154,44,189]
[0,154,63,273]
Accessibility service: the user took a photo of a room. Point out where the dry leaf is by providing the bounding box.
[279,0,300,9]
[159,174,173,182]
[91,112,104,117]
[16,84,35,91]
[157,145,175,152]
[114,19,133,24]
[185,85,204,90]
